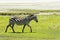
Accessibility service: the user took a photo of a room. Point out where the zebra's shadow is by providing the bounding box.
[9,32,36,33]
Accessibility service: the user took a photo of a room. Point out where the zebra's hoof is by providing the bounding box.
[5,31,7,33]
[22,32,24,33]
[13,32,15,33]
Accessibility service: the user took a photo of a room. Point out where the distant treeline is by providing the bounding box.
[40,10,60,12]
[0,9,39,15]
[0,12,38,16]
[0,9,60,15]
[9,9,60,12]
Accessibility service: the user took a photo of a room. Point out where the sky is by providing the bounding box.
[0,0,60,10]
[0,0,60,3]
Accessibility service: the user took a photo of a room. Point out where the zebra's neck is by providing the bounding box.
[28,16,34,21]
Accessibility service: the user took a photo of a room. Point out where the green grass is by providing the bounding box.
[0,15,60,40]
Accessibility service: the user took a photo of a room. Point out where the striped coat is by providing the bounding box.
[5,14,38,33]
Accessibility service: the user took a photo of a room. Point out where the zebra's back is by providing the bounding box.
[9,17,30,25]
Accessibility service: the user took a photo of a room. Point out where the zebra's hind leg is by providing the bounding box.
[22,25,26,33]
[5,24,11,32]
[27,25,32,32]
[11,24,15,33]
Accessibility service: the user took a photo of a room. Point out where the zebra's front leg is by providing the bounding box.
[11,24,15,33]
[22,25,26,33]
[27,25,32,32]
[5,24,10,32]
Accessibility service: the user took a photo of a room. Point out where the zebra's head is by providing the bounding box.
[29,14,38,22]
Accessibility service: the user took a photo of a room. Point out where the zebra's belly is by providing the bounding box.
[12,19,30,25]
[15,22,24,25]
[15,21,29,25]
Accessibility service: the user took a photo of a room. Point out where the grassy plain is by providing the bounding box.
[0,14,60,40]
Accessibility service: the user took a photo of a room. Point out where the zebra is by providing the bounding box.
[5,14,38,33]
